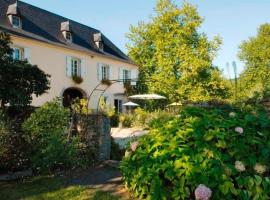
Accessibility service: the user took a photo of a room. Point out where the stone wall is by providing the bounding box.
[77,114,111,161]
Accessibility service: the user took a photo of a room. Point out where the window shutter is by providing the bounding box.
[97,63,102,81]
[81,59,86,77]
[131,69,138,86]
[66,56,72,77]
[24,48,31,63]
[119,68,124,83]
[109,66,112,80]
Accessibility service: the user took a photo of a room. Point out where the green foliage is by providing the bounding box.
[99,96,115,117]
[0,32,50,107]
[0,111,30,172]
[238,23,270,101]
[121,106,270,199]
[127,0,229,102]
[22,100,79,171]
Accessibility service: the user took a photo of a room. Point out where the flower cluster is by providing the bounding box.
[235,127,244,134]
[195,184,212,200]
[235,161,245,172]
[254,163,267,174]
[130,141,139,152]
[229,112,236,117]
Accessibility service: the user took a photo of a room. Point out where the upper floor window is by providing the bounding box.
[71,57,81,77]
[101,64,110,80]
[12,47,24,60]
[97,63,111,81]
[123,69,131,82]
[12,15,21,28]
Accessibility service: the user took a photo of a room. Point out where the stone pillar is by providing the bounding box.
[77,114,111,162]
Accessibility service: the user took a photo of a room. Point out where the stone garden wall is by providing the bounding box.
[77,114,111,161]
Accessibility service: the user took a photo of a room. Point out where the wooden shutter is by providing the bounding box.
[24,47,31,63]
[66,56,72,77]
[109,66,112,80]
[131,69,138,85]
[97,63,102,81]
[81,59,86,77]
[119,68,124,82]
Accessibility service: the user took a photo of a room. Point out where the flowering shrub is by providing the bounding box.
[120,106,270,199]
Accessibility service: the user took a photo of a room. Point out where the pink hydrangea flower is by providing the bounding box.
[235,127,244,134]
[130,141,139,152]
[195,184,212,200]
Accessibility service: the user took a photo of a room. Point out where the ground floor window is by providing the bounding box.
[114,99,123,113]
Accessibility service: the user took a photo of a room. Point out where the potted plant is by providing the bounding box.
[101,79,112,86]
[72,75,83,84]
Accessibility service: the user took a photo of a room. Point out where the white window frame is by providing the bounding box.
[12,46,24,60]
[71,57,81,77]
[11,15,21,29]
[101,64,110,80]
[65,31,72,43]
[123,69,131,82]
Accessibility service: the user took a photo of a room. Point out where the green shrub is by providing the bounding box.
[0,111,30,172]
[121,106,270,199]
[22,100,80,172]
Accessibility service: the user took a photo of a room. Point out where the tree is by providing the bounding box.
[238,23,270,101]
[126,0,229,102]
[0,32,50,108]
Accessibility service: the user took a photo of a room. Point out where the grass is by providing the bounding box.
[0,176,120,200]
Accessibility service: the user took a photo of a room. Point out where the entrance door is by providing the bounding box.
[62,88,84,108]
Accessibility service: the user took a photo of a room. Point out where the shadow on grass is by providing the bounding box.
[0,176,120,200]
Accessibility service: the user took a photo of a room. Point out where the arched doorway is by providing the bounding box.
[62,88,85,108]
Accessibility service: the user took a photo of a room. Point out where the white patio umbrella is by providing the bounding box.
[128,94,166,100]
[123,101,139,107]
[168,102,182,106]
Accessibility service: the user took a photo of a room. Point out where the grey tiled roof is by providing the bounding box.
[0,0,135,64]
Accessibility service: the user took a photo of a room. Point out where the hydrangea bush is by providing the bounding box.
[120,106,270,199]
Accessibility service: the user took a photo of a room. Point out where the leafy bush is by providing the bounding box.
[22,100,80,172]
[121,106,270,199]
[0,110,30,172]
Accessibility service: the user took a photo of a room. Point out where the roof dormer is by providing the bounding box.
[94,32,104,51]
[61,21,72,43]
[7,1,22,29]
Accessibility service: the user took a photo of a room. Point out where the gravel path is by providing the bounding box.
[65,163,133,199]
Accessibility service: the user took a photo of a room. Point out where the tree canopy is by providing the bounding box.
[238,23,270,101]
[127,0,229,102]
[0,32,50,108]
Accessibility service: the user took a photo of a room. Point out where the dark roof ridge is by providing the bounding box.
[18,0,100,33]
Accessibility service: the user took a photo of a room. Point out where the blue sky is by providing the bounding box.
[21,0,270,78]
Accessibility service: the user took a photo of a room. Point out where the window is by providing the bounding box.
[101,64,110,80]
[123,69,131,82]
[114,99,123,113]
[12,47,24,60]
[71,57,81,77]
[12,16,21,28]
[65,31,72,42]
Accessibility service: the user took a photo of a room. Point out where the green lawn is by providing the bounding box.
[0,176,120,200]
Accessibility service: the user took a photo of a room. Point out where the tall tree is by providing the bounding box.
[0,32,50,108]
[238,23,270,101]
[127,0,229,102]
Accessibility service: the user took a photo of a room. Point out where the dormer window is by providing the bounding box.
[7,2,22,29]
[65,31,72,43]
[94,33,104,51]
[11,15,21,28]
[61,21,72,43]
